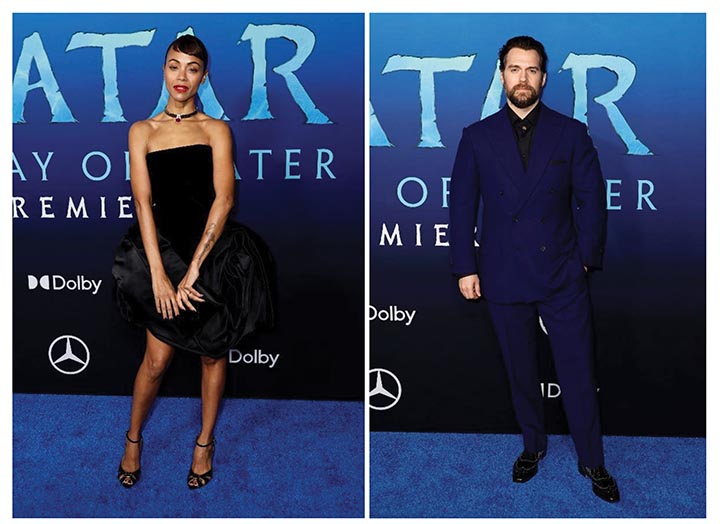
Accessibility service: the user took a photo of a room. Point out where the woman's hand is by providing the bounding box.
[176,263,205,312]
[152,271,180,319]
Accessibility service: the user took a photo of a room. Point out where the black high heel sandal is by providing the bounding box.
[117,431,143,488]
[187,436,215,489]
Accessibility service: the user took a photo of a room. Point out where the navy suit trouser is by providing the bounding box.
[486,280,604,467]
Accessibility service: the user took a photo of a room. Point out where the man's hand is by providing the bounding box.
[458,274,482,300]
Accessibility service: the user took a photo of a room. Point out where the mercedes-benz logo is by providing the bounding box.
[369,368,402,411]
[48,335,90,375]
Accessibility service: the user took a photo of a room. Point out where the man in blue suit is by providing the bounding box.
[449,36,619,503]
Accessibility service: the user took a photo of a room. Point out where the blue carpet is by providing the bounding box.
[370,431,705,518]
[13,394,363,518]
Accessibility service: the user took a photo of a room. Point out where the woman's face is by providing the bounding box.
[163,48,207,104]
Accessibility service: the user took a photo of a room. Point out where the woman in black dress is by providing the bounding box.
[113,35,274,489]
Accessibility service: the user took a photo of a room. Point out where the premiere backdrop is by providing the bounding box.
[370,13,705,436]
[13,13,364,400]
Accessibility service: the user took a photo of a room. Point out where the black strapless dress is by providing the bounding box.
[112,144,276,358]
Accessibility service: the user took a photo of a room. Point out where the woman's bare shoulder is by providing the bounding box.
[128,119,154,139]
[129,117,166,148]
[198,113,229,130]
[201,115,231,143]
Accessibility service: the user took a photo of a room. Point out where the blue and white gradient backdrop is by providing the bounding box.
[13,13,364,400]
[370,13,705,436]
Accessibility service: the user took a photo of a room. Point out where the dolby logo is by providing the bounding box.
[28,274,102,295]
[228,349,279,368]
[369,305,416,326]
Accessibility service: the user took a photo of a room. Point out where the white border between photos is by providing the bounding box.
[2,1,716,523]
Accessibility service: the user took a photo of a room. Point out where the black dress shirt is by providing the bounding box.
[507,103,541,171]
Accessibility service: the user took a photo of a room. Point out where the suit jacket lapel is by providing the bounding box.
[514,104,564,212]
[483,109,525,194]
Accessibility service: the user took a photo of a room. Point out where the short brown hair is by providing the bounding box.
[498,35,548,73]
[165,35,208,71]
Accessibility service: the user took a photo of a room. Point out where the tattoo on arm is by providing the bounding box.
[196,223,217,264]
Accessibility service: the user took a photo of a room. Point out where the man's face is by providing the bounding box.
[500,47,547,109]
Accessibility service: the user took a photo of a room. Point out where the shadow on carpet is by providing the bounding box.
[13,394,363,518]
[370,431,705,518]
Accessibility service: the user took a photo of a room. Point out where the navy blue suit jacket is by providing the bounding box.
[449,103,607,303]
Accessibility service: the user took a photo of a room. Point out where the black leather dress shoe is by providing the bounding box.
[512,450,546,483]
[578,464,620,503]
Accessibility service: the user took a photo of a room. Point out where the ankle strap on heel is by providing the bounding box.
[125,430,142,444]
[195,436,215,448]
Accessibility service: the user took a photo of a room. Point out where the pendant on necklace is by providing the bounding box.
[164,108,197,124]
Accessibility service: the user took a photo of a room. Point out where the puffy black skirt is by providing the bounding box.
[112,222,276,358]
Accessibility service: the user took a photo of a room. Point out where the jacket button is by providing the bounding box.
[540,245,546,252]
[512,216,519,223]
[540,217,546,224]
[499,191,504,196]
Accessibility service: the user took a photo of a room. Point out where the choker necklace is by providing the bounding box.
[164,108,198,123]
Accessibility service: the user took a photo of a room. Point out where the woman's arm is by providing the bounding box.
[176,120,235,311]
[129,121,180,319]
[192,120,235,268]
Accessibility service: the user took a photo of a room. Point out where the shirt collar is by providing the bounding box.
[506,102,542,127]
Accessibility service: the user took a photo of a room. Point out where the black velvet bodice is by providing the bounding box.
[146,143,215,262]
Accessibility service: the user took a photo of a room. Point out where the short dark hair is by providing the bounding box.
[165,35,209,71]
[498,35,548,73]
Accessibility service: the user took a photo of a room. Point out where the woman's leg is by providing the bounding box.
[120,330,175,475]
[189,354,227,479]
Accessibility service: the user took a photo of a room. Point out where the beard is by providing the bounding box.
[506,84,540,109]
